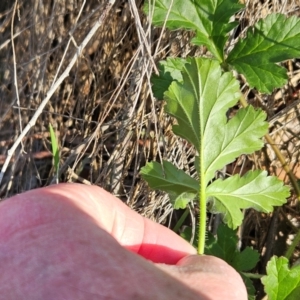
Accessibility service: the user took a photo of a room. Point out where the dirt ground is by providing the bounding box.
[1,0,300,298]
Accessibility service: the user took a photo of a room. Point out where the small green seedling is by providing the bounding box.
[141,0,300,297]
[49,123,60,181]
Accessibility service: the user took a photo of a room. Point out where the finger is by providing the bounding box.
[0,193,209,300]
[157,255,248,300]
[0,185,245,300]
[0,183,196,263]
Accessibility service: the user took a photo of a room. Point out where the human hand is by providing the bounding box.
[0,184,247,299]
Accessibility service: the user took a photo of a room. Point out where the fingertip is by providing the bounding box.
[175,254,248,299]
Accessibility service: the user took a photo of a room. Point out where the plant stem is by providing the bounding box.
[264,134,300,199]
[173,207,190,233]
[239,95,300,200]
[198,189,206,254]
[198,153,206,254]
[285,228,300,260]
[241,272,263,279]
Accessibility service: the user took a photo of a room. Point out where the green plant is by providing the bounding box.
[262,256,300,300]
[49,123,60,181]
[141,0,300,298]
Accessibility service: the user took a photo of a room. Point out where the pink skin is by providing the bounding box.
[0,184,247,299]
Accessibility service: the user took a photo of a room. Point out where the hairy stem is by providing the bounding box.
[198,151,206,254]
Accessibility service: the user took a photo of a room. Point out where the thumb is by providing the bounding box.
[156,255,247,300]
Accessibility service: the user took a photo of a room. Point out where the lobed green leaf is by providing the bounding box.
[170,192,196,209]
[206,170,289,229]
[205,223,238,263]
[205,224,259,271]
[262,256,300,300]
[151,57,187,99]
[144,0,243,61]
[204,105,268,184]
[164,58,267,185]
[140,160,198,196]
[227,14,300,93]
